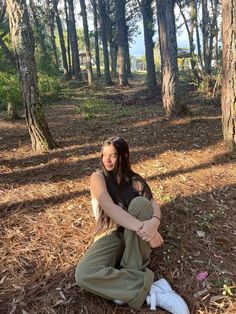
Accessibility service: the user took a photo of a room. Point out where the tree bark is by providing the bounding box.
[91,0,101,77]
[79,0,93,84]
[64,0,72,74]
[115,0,129,86]
[6,0,57,152]
[202,0,211,74]
[29,0,47,55]
[98,0,113,85]
[7,102,20,120]
[193,0,203,72]
[46,0,59,69]
[68,0,82,80]
[157,0,182,117]
[140,0,157,91]
[177,0,200,82]
[221,0,236,151]
[106,13,117,77]
[124,25,131,75]
[53,0,70,79]
[0,33,16,67]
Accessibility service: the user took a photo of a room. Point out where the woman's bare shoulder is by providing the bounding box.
[91,171,104,180]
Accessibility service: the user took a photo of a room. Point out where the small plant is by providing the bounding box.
[38,73,62,102]
[222,284,234,296]
[154,186,172,202]
[0,72,22,110]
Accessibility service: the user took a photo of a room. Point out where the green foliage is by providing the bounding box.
[75,98,110,119]
[35,47,60,76]
[38,73,62,103]
[0,71,63,111]
[0,72,22,110]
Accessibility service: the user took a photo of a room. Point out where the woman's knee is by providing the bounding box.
[75,261,88,288]
[128,196,153,220]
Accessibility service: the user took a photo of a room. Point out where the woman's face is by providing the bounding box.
[102,144,118,172]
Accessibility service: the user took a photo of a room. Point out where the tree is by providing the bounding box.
[52,0,70,79]
[139,0,157,91]
[221,0,236,151]
[106,3,117,77]
[156,0,182,117]
[64,0,72,74]
[6,0,57,151]
[79,0,93,84]
[176,0,201,82]
[98,0,113,85]
[115,0,129,86]
[90,0,101,77]
[68,0,82,80]
[46,0,59,69]
[202,0,211,74]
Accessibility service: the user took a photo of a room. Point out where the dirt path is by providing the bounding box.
[0,75,235,313]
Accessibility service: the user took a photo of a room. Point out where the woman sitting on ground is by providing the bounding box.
[75,136,189,314]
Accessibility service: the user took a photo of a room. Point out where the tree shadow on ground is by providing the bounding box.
[0,189,89,219]
[147,150,236,182]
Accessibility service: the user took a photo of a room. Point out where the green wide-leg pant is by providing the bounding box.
[75,196,155,309]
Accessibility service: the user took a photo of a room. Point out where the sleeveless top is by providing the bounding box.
[91,171,152,222]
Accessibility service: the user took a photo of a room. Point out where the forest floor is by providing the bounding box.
[0,73,235,314]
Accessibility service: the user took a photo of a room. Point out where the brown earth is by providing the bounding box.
[0,75,235,314]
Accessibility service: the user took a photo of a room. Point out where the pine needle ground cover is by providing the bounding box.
[0,76,235,313]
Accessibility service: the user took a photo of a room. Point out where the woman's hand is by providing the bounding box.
[149,232,164,248]
[136,218,163,248]
[136,218,159,239]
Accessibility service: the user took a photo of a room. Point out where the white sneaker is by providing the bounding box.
[113,299,125,305]
[146,278,190,314]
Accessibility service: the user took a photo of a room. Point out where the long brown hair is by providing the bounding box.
[96,137,152,231]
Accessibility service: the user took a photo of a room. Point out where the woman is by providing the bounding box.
[75,137,189,314]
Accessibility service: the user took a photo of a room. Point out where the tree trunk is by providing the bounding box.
[29,0,47,55]
[68,0,82,80]
[53,0,70,79]
[157,0,182,117]
[6,0,57,151]
[7,102,20,120]
[79,0,93,85]
[46,0,59,69]
[106,14,117,77]
[177,0,200,81]
[140,0,157,91]
[64,0,72,74]
[193,0,203,72]
[91,0,101,77]
[0,33,16,67]
[115,0,129,86]
[98,0,113,85]
[221,0,236,151]
[0,4,16,67]
[124,25,131,75]
[209,0,219,67]
[202,0,211,74]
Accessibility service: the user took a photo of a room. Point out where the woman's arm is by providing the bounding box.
[90,172,143,232]
[150,198,161,229]
[136,198,163,248]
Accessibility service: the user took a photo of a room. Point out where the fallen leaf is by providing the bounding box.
[196,271,208,281]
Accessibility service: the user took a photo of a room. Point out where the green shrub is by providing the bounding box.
[38,72,62,102]
[0,72,22,110]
